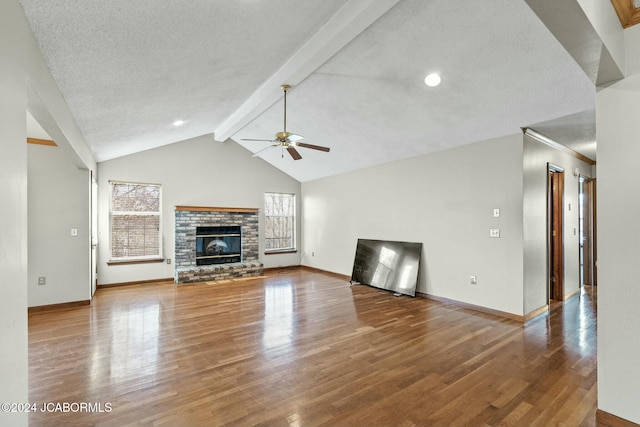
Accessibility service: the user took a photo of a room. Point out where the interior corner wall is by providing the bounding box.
[28,144,91,307]
[301,134,525,316]
[522,134,593,314]
[576,0,626,73]
[625,24,640,76]
[596,73,640,425]
[96,135,301,285]
[0,1,29,425]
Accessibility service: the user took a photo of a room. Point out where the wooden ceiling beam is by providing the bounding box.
[27,137,57,146]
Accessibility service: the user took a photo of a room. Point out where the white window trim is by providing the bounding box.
[264,192,296,253]
[109,180,163,262]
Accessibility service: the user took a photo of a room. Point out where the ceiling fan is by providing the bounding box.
[241,85,330,160]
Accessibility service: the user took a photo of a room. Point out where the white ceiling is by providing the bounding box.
[20,0,598,182]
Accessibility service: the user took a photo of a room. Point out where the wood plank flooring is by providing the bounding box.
[28,269,597,426]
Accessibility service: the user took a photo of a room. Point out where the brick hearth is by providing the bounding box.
[174,206,263,284]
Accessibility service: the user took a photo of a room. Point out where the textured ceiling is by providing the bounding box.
[20,0,348,162]
[527,109,596,160]
[21,0,598,182]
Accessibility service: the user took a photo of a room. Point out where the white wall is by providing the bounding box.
[625,24,640,76]
[522,134,593,314]
[597,72,640,424]
[302,134,525,316]
[0,2,30,426]
[97,135,301,285]
[28,143,91,307]
[0,3,96,424]
[577,0,626,74]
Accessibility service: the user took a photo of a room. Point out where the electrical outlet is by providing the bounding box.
[490,228,500,238]
[166,258,171,264]
[38,276,46,286]
[470,275,477,285]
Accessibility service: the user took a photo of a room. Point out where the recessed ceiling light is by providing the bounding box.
[173,120,185,127]
[424,73,441,87]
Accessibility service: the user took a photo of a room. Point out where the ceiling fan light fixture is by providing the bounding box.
[241,84,330,160]
[424,73,441,87]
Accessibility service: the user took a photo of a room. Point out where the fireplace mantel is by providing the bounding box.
[175,206,259,213]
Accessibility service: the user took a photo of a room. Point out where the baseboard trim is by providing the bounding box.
[28,300,90,313]
[98,277,174,288]
[596,409,640,427]
[565,287,581,301]
[417,292,524,323]
[524,305,549,323]
[263,265,303,275]
[262,265,351,281]
[300,265,351,281]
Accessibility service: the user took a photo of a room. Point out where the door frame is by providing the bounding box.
[90,171,98,297]
[580,176,597,286]
[547,163,565,302]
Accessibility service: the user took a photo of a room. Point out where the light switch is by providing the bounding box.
[493,208,500,218]
[71,228,78,237]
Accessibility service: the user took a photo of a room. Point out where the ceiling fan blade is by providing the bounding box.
[296,142,330,152]
[287,146,302,160]
[252,144,279,157]
[241,138,276,142]
[287,134,304,143]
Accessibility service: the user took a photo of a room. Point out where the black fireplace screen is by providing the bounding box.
[195,226,242,265]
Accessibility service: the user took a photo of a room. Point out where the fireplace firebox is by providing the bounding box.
[195,226,242,265]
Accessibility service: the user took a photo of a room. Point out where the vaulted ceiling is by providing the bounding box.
[20,0,606,182]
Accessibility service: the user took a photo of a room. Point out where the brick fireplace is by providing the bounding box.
[174,206,263,284]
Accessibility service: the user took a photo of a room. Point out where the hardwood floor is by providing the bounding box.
[28,269,597,426]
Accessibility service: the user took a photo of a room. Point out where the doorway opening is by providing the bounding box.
[548,164,564,302]
[91,172,98,297]
[579,177,597,286]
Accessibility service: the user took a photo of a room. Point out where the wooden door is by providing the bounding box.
[548,167,564,301]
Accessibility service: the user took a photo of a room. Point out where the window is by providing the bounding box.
[264,192,296,252]
[110,181,162,261]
